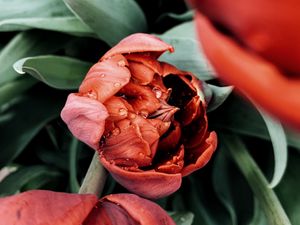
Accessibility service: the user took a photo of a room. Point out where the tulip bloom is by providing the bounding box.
[190,0,300,129]
[0,190,175,225]
[61,33,217,199]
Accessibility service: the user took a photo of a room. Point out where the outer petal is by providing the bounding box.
[182,131,218,177]
[195,12,300,129]
[191,0,300,74]
[61,94,109,150]
[99,155,182,199]
[101,33,174,60]
[84,194,176,225]
[0,190,97,225]
[79,54,131,103]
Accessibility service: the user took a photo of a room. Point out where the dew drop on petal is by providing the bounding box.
[100,73,105,78]
[112,128,121,136]
[117,60,126,67]
[138,152,145,157]
[114,82,121,87]
[128,113,136,119]
[86,90,97,99]
[119,108,128,116]
[139,110,149,118]
[152,87,162,99]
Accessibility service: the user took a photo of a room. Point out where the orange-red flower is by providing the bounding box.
[0,190,175,225]
[61,33,217,199]
[190,0,300,129]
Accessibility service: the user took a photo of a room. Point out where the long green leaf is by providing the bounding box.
[0,93,65,168]
[158,22,215,81]
[0,17,94,37]
[69,138,80,193]
[207,85,233,112]
[0,165,61,196]
[258,110,287,188]
[0,31,71,85]
[0,76,37,107]
[221,134,291,225]
[0,0,72,21]
[14,55,92,89]
[169,211,194,225]
[63,0,147,46]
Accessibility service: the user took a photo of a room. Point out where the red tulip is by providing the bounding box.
[0,191,175,225]
[61,33,217,199]
[0,190,97,225]
[190,0,300,129]
[84,193,175,225]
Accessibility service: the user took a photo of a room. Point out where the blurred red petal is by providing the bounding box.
[192,0,300,74]
[182,131,217,176]
[195,12,300,129]
[79,54,131,103]
[61,94,108,150]
[99,156,182,199]
[0,190,97,225]
[84,194,175,225]
[101,33,174,60]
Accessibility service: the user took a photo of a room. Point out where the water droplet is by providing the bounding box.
[128,113,136,119]
[152,87,162,98]
[100,73,105,78]
[86,90,97,99]
[139,110,148,118]
[119,108,127,116]
[114,82,121,87]
[112,128,120,136]
[117,60,126,67]
[138,152,145,157]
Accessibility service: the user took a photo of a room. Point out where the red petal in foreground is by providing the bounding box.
[0,190,97,225]
[195,12,300,129]
[61,94,109,150]
[84,194,176,225]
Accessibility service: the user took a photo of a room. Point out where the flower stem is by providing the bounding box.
[78,152,107,197]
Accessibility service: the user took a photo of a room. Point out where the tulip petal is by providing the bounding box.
[101,33,174,60]
[156,145,184,174]
[191,0,300,74]
[0,190,97,225]
[195,12,300,129]
[99,156,182,199]
[126,54,162,74]
[128,61,156,85]
[120,82,161,114]
[158,120,182,152]
[79,54,131,103]
[104,96,133,121]
[182,131,218,177]
[84,194,176,225]
[61,94,109,150]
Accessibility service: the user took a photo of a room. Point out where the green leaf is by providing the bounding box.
[257,110,287,188]
[0,0,72,21]
[69,138,80,193]
[275,149,300,225]
[158,22,215,81]
[0,93,65,168]
[63,0,147,46]
[0,76,37,107]
[156,10,194,23]
[14,55,92,89]
[0,31,71,85]
[221,134,291,225]
[0,17,94,37]
[169,211,194,225]
[0,165,61,196]
[207,84,233,112]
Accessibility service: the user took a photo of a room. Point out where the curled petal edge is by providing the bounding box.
[99,155,182,199]
[61,94,109,150]
[101,33,174,61]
